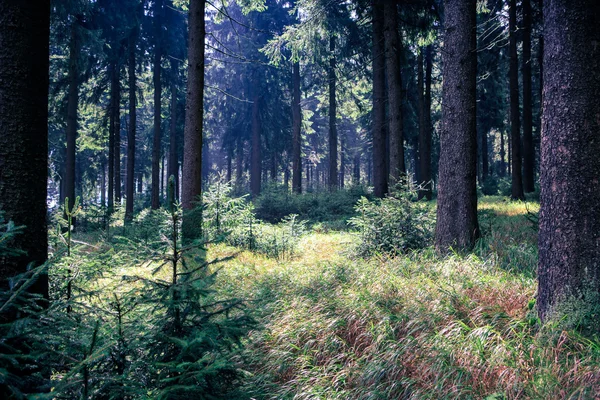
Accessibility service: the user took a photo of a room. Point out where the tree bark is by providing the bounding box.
[328,36,338,190]
[292,62,302,193]
[435,0,479,252]
[108,62,116,212]
[509,0,525,200]
[168,59,179,202]
[383,0,405,183]
[418,46,433,200]
[522,0,534,192]
[152,0,163,210]
[114,69,122,205]
[250,95,262,197]
[236,134,243,187]
[65,20,79,220]
[537,0,600,322]
[0,0,50,296]
[125,28,137,222]
[181,0,205,240]
[372,0,388,197]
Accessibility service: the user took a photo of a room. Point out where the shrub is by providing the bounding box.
[348,189,435,257]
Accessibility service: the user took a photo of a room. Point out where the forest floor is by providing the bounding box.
[60,196,600,399]
[207,197,600,399]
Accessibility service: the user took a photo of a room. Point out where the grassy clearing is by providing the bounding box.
[209,197,600,399]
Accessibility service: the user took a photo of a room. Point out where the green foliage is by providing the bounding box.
[253,184,371,226]
[348,189,435,257]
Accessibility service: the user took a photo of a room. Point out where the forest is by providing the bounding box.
[0,0,599,398]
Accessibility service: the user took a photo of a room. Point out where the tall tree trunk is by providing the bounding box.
[537,0,600,322]
[114,72,121,205]
[509,0,525,200]
[499,128,506,176]
[125,29,137,222]
[250,95,262,196]
[522,0,534,192]
[435,0,479,252]
[226,145,232,182]
[168,59,179,202]
[419,45,433,200]
[108,62,116,212]
[353,152,360,185]
[383,0,405,183]
[292,62,302,193]
[65,20,79,220]
[340,130,345,188]
[328,36,338,190]
[181,0,205,240]
[0,0,50,296]
[151,0,163,209]
[236,135,243,187]
[372,0,387,197]
[101,160,106,207]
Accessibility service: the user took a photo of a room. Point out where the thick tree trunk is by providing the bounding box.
[537,0,600,322]
[372,0,388,197]
[125,29,137,222]
[509,0,525,200]
[181,0,205,240]
[168,59,179,202]
[383,0,405,183]
[250,95,262,197]
[328,36,338,190]
[226,145,232,182]
[0,0,50,296]
[418,46,433,200]
[292,62,302,193]
[435,0,479,252]
[522,0,534,192]
[151,0,163,209]
[65,20,79,219]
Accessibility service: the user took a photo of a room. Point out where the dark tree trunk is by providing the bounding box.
[418,46,433,200]
[125,28,137,222]
[537,0,600,322]
[168,59,179,202]
[499,128,506,176]
[509,0,525,200]
[108,62,116,211]
[372,0,388,197]
[151,0,163,209]
[0,0,50,296]
[435,0,479,252]
[270,152,277,181]
[353,153,360,185]
[340,130,345,188]
[250,95,262,196]
[101,160,106,207]
[226,145,232,182]
[181,0,205,240]
[383,0,405,182]
[137,172,143,193]
[114,75,121,205]
[522,0,534,192]
[328,36,338,190]
[65,20,79,219]
[292,62,302,193]
[236,135,243,187]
